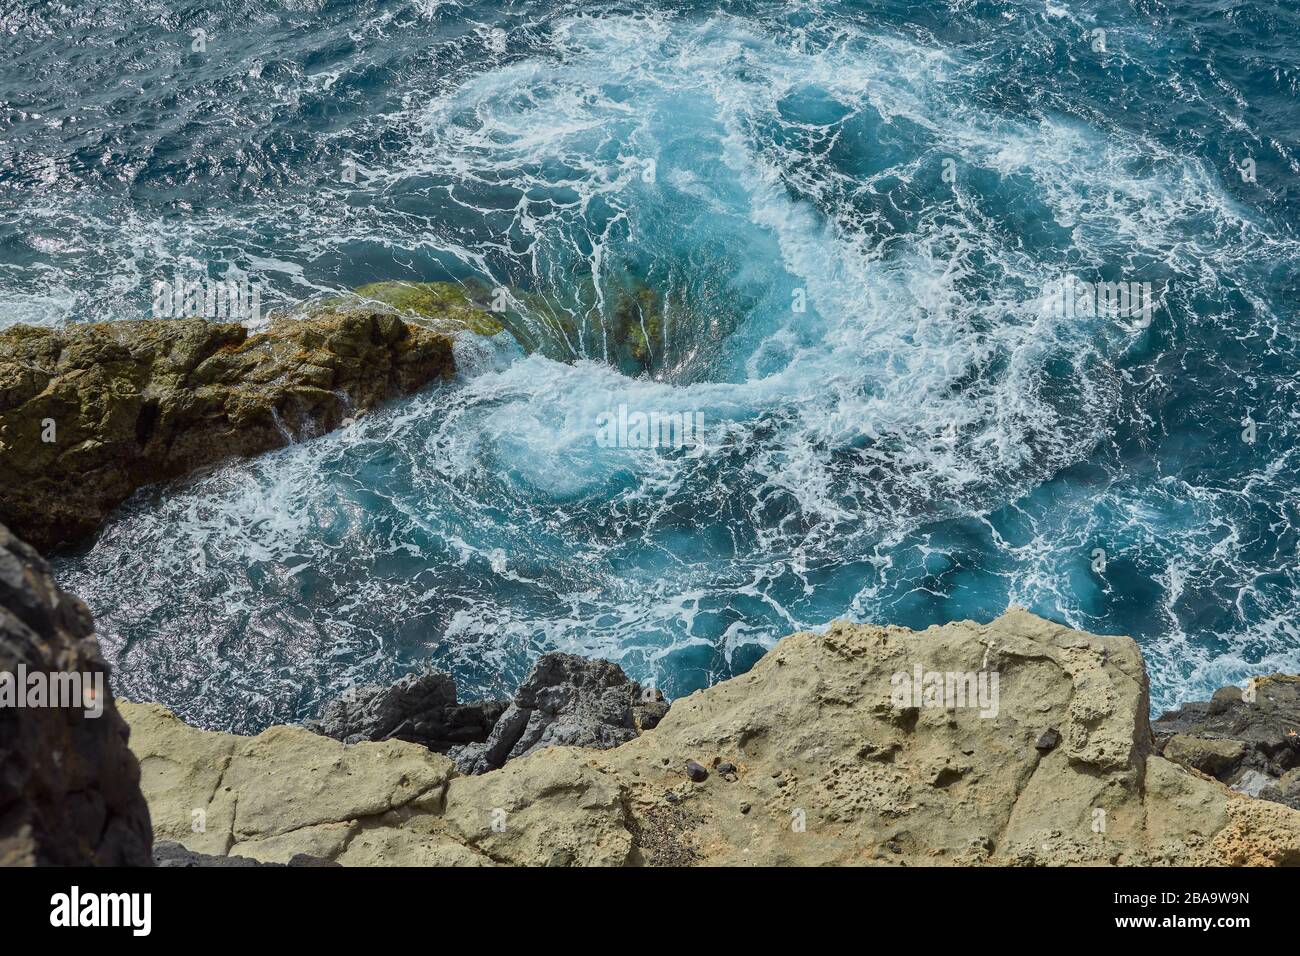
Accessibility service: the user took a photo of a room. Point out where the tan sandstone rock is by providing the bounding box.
[120,609,1300,866]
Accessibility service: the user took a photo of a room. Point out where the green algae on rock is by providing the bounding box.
[509,276,667,376]
[348,280,506,337]
[331,273,679,379]
[0,311,455,552]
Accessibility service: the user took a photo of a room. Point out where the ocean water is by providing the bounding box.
[2,0,1298,732]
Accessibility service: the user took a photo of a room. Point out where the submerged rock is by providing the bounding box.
[1153,676,1300,809]
[303,672,508,754]
[0,311,454,551]
[122,610,1300,866]
[344,280,506,338]
[515,277,666,376]
[448,652,668,775]
[0,522,152,866]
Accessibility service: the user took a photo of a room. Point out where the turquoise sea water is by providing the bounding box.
[2,0,1298,731]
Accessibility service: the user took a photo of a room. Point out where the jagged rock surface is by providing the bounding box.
[303,672,508,753]
[0,522,152,866]
[448,653,669,774]
[0,311,454,551]
[1154,676,1300,809]
[121,610,1300,866]
[304,653,668,776]
[152,840,335,867]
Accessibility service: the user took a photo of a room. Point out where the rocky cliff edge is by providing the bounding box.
[120,609,1300,866]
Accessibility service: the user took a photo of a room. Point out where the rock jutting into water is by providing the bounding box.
[121,609,1300,866]
[0,310,455,552]
[436,271,675,377]
[0,521,152,866]
[448,652,670,774]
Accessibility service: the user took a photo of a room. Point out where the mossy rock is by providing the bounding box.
[610,284,663,367]
[349,281,505,337]
[0,312,454,552]
[331,273,672,377]
[500,276,666,376]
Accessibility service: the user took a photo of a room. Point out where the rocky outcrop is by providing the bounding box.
[304,654,669,776]
[122,701,481,865]
[0,311,454,552]
[302,672,508,754]
[448,653,670,774]
[0,522,152,866]
[1154,676,1300,809]
[120,610,1300,866]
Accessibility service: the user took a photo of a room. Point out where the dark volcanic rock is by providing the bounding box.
[450,653,669,775]
[152,841,336,867]
[303,672,507,753]
[304,653,670,776]
[1035,728,1061,752]
[685,760,708,782]
[0,522,152,866]
[635,686,671,731]
[1153,676,1300,809]
[0,312,455,552]
[152,841,272,867]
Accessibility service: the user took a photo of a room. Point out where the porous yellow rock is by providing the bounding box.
[120,610,1300,866]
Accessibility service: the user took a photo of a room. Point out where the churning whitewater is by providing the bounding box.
[2,0,1297,732]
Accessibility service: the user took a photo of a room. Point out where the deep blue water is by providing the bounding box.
[2,0,1298,732]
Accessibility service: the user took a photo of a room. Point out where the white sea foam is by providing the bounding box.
[41,6,1300,721]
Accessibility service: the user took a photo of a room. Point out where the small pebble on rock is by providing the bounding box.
[685,759,709,782]
[1035,727,1062,751]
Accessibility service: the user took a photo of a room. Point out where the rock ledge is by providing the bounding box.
[120,610,1300,866]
